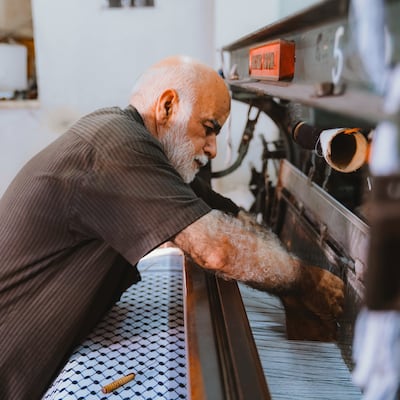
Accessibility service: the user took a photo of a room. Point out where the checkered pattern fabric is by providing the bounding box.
[44,248,186,400]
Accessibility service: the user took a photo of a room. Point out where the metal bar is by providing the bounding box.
[222,0,348,52]
[184,259,225,400]
[229,80,385,124]
[276,159,369,274]
[184,259,271,400]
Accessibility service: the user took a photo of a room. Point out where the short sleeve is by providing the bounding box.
[71,129,210,265]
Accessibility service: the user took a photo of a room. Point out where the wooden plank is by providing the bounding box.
[184,259,271,400]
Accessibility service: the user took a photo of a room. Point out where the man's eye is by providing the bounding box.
[204,125,214,135]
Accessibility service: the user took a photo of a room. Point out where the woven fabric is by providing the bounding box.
[240,283,362,399]
[44,249,186,400]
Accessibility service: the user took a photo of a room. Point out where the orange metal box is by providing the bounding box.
[249,39,295,81]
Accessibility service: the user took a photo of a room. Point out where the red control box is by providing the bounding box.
[249,39,295,81]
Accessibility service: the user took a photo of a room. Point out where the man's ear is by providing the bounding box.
[155,89,178,131]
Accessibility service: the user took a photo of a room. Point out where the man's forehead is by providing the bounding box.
[193,82,230,129]
[198,98,230,124]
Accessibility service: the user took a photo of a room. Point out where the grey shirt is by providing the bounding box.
[0,105,210,399]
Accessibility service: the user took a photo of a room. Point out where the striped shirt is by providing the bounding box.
[0,105,210,399]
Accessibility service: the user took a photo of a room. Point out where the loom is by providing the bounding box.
[184,1,400,398]
[44,1,399,398]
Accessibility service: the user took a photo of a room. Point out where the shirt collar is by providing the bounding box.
[124,104,145,127]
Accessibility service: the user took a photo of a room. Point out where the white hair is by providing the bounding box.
[158,94,208,183]
[130,59,208,182]
[130,60,200,116]
[130,57,217,182]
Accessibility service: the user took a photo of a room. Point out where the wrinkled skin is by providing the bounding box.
[237,210,345,341]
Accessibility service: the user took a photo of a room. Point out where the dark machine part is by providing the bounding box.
[271,160,368,365]
[249,136,287,224]
[365,174,400,310]
[291,121,323,150]
[222,86,370,217]
[291,120,372,159]
[211,105,261,179]
[184,1,400,398]
[212,93,296,179]
[220,94,368,222]
[182,2,400,399]
[288,120,370,215]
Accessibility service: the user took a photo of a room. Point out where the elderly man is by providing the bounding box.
[0,56,344,399]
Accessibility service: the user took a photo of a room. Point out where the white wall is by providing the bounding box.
[0,0,214,195]
[0,106,58,188]
[32,0,214,114]
[0,0,321,198]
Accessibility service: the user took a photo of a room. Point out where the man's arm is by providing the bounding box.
[173,209,344,321]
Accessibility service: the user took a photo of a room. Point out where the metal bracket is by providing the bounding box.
[212,104,261,178]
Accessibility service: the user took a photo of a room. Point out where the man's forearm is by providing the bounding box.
[173,209,301,294]
[173,209,344,322]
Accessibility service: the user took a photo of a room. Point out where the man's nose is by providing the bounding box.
[204,134,217,159]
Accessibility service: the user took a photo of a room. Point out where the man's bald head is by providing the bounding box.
[129,56,231,138]
[129,56,231,182]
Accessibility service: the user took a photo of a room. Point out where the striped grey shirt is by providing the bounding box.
[0,105,210,399]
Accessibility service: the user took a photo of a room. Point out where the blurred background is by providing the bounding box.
[0,0,320,199]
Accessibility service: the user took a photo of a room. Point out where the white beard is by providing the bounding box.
[160,124,208,183]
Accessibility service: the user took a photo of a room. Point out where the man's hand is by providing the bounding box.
[298,264,345,320]
[281,264,345,341]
